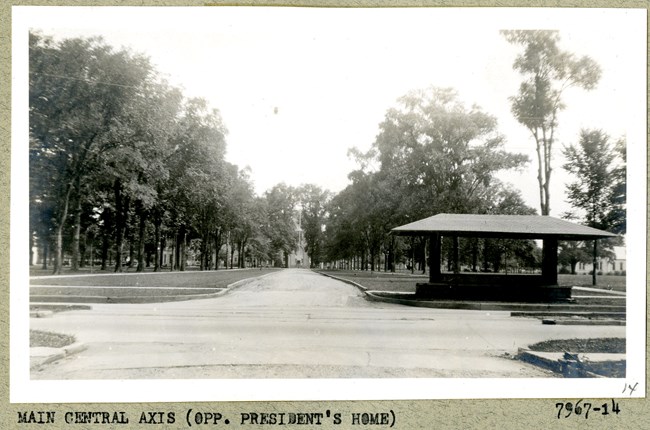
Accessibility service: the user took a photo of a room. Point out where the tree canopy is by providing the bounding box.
[29,32,298,273]
[29,30,623,276]
[502,30,601,216]
[324,86,535,272]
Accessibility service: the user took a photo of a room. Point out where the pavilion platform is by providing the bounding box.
[415,273,572,302]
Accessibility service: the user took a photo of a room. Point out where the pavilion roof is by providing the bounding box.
[391,213,618,240]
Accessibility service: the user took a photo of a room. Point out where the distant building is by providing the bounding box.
[287,210,309,268]
[576,245,626,274]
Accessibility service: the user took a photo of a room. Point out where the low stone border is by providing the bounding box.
[317,272,368,292]
[541,319,626,326]
[30,310,54,318]
[31,342,88,371]
[517,348,626,377]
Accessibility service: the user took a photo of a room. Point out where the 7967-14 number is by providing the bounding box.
[556,399,620,419]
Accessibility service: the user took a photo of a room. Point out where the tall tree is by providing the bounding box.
[297,184,331,268]
[563,129,623,284]
[263,184,298,266]
[502,30,601,215]
[563,129,623,231]
[357,86,528,217]
[30,32,154,273]
[607,138,626,235]
[169,98,229,271]
[328,87,530,272]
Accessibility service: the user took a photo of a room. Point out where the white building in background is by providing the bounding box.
[287,210,309,268]
[576,245,626,275]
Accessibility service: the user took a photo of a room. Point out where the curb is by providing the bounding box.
[31,342,88,371]
[517,348,626,377]
[316,272,368,292]
[30,310,54,318]
[224,271,279,293]
[541,319,626,326]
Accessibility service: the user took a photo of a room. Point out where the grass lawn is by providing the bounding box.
[30,268,280,288]
[30,330,75,348]
[29,268,280,303]
[528,338,625,353]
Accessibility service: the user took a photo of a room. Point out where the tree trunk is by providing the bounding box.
[101,230,109,271]
[89,242,93,273]
[113,179,127,273]
[180,231,187,271]
[79,234,87,268]
[53,182,75,274]
[100,208,111,271]
[71,177,82,272]
[482,240,490,272]
[153,217,161,272]
[29,232,34,266]
[199,237,206,271]
[136,202,146,272]
[452,236,460,274]
[534,136,548,216]
[238,241,243,268]
[422,237,428,275]
[170,237,175,272]
[570,260,577,275]
[41,238,49,270]
[214,229,223,270]
[471,238,479,272]
[159,237,166,270]
[128,241,134,269]
[592,240,598,286]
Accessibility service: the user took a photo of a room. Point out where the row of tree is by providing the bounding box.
[300,31,625,274]
[29,32,310,274]
[29,30,626,275]
[314,87,539,273]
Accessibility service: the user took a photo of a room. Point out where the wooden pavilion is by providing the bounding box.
[392,214,618,302]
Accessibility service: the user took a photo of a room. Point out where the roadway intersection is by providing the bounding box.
[30,269,625,379]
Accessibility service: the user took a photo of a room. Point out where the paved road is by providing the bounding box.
[31,269,625,379]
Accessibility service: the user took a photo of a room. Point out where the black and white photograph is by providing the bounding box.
[10,6,646,403]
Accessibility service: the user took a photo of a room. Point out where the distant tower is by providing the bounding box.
[288,209,309,268]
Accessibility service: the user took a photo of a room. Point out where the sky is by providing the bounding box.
[18,6,646,217]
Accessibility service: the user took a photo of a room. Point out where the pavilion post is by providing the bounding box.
[592,239,598,286]
[429,233,441,283]
[541,237,558,285]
